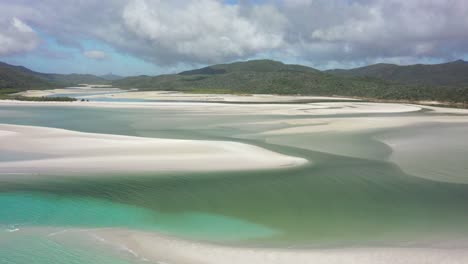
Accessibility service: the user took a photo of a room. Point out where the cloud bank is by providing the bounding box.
[0,17,39,56]
[0,0,467,68]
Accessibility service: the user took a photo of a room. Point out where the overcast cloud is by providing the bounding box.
[0,0,467,70]
[0,17,39,56]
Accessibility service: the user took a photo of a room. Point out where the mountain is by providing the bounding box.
[327,60,468,87]
[43,73,108,86]
[113,59,468,103]
[0,61,108,92]
[2,59,468,103]
[100,73,124,81]
[0,61,56,90]
[113,59,338,94]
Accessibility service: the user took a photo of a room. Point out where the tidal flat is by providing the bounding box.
[1,99,468,264]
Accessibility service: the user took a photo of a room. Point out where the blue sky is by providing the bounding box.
[1,0,467,76]
[0,33,162,76]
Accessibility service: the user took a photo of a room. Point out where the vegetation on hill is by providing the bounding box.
[0,61,108,91]
[0,62,57,90]
[100,73,124,81]
[327,60,468,87]
[2,59,468,104]
[43,73,109,86]
[114,59,468,103]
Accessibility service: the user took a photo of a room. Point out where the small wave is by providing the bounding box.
[4,224,20,232]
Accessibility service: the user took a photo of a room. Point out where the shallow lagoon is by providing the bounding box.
[1,102,468,263]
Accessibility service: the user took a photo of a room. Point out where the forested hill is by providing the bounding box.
[2,59,468,104]
[0,61,108,91]
[327,60,468,88]
[113,59,468,103]
[0,61,56,90]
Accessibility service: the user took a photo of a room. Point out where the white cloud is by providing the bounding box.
[120,0,286,64]
[0,17,39,56]
[1,0,468,68]
[83,50,109,60]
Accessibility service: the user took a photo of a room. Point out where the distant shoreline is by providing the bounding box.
[11,88,468,108]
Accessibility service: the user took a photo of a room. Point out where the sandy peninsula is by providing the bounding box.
[0,124,307,175]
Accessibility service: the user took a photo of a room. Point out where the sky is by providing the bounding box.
[0,0,467,76]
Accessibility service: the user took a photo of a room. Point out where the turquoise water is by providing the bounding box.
[0,192,276,241]
[1,104,468,263]
[0,233,133,264]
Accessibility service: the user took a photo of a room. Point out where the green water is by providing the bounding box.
[1,104,468,263]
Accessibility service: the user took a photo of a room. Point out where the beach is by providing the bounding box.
[18,89,360,103]
[8,227,468,264]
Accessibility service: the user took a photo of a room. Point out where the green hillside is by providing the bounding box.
[0,62,57,90]
[0,61,108,91]
[100,73,124,81]
[2,59,468,104]
[327,60,468,87]
[114,59,468,103]
[43,73,108,86]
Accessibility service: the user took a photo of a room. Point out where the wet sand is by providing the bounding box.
[18,227,468,264]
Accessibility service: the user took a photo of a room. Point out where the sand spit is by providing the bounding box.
[257,115,468,135]
[23,227,468,264]
[0,100,422,116]
[17,87,127,97]
[80,90,360,103]
[376,125,468,184]
[249,114,468,184]
[18,89,359,103]
[0,124,307,175]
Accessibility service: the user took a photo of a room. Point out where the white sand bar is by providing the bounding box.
[38,227,468,264]
[17,87,128,97]
[0,124,307,175]
[81,90,360,102]
[0,100,422,116]
[18,89,359,103]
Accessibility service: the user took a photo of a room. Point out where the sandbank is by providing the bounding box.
[18,87,128,97]
[0,124,307,175]
[257,115,468,135]
[18,88,359,103]
[80,90,360,103]
[20,227,468,264]
[0,100,422,116]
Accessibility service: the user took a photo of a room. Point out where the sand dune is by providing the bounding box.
[0,124,307,175]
